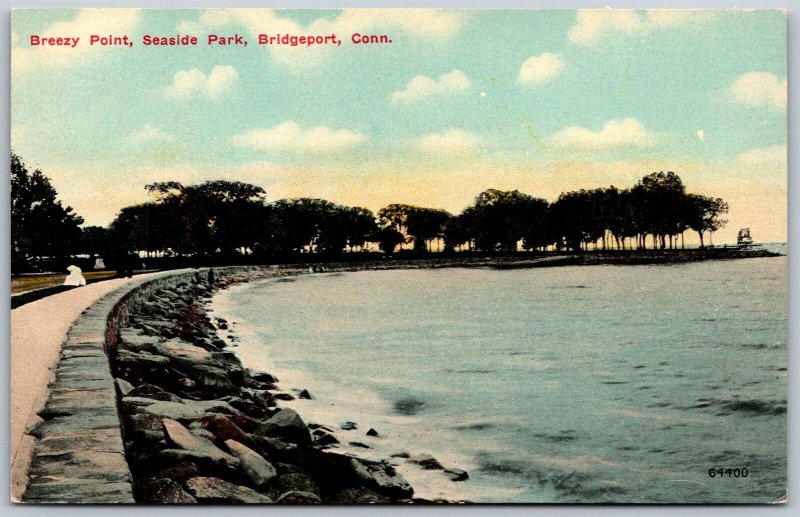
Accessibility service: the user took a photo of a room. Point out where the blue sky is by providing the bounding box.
[11,9,787,242]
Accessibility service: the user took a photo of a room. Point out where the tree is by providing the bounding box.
[374,227,405,254]
[467,189,549,251]
[685,194,729,248]
[11,152,84,271]
[405,208,452,252]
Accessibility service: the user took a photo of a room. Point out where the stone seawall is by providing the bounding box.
[19,271,199,503]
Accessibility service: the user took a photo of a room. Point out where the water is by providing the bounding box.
[211,256,787,503]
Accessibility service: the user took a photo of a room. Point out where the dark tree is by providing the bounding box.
[11,152,84,272]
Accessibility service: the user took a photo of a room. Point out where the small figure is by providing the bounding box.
[207,268,215,285]
[63,265,87,286]
[93,256,105,270]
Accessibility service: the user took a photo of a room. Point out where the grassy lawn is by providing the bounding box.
[11,271,119,295]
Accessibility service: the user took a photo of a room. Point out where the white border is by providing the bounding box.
[1,1,797,515]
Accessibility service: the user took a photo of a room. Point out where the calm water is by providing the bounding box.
[212,255,787,503]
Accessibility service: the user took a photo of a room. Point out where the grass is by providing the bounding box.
[11,271,119,295]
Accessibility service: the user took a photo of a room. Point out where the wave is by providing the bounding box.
[688,397,786,416]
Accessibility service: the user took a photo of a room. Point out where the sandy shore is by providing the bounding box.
[9,270,189,501]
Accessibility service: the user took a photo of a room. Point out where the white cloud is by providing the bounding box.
[165,65,238,100]
[12,9,141,73]
[517,53,564,86]
[729,72,787,111]
[736,144,786,167]
[178,9,465,71]
[128,124,175,143]
[547,118,654,150]
[390,70,470,104]
[231,121,366,153]
[568,9,697,45]
[415,130,479,154]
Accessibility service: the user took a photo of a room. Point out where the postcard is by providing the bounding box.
[9,8,787,504]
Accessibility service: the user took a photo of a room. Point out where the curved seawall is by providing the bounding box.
[16,270,191,503]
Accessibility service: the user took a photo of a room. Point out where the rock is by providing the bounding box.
[444,468,469,482]
[162,418,237,465]
[328,487,391,504]
[185,476,273,503]
[162,339,213,364]
[408,454,444,470]
[190,428,216,441]
[123,397,238,421]
[115,378,135,397]
[228,413,262,434]
[115,349,170,368]
[156,462,199,482]
[128,383,182,402]
[249,435,298,458]
[349,458,413,500]
[223,396,270,420]
[225,440,278,488]
[187,364,237,394]
[134,478,197,503]
[312,431,339,446]
[340,421,358,430]
[178,378,196,388]
[349,441,370,449]
[298,389,313,400]
[255,408,311,445]
[197,414,254,448]
[274,393,295,401]
[157,450,239,478]
[366,428,380,437]
[275,491,322,504]
[390,451,410,459]
[124,413,165,447]
[250,371,279,384]
[275,472,319,496]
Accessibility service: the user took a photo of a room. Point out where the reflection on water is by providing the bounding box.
[213,257,787,503]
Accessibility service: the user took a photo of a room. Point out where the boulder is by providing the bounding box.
[157,450,239,478]
[349,441,370,449]
[128,383,182,402]
[275,491,322,504]
[162,418,237,465]
[298,389,314,400]
[134,478,197,504]
[156,462,199,482]
[340,421,358,430]
[366,428,380,437]
[197,415,254,448]
[185,476,273,504]
[408,454,444,470]
[275,472,319,496]
[349,459,413,500]
[225,439,278,488]
[274,393,295,401]
[255,408,311,445]
[114,378,135,397]
[124,413,165,447]
[444,468,469,482]
[115,349,170,368]
[328,487,391,504]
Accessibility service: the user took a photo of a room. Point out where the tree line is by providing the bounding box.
[11,151,729,272]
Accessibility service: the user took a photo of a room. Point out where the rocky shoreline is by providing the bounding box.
[109,266,473,504]
[107,249,780,504]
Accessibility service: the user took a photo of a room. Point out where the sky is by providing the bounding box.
[10,8,788,243]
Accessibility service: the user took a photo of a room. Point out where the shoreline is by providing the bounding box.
[81,249,781,504]
[109,267,453,503]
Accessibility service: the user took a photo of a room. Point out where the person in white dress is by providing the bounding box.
[63,265,87,286]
